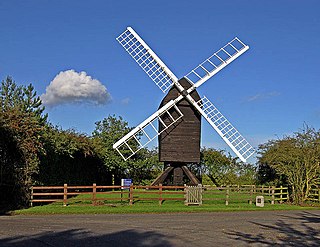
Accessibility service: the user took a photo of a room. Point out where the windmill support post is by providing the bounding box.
[151,163,200,186]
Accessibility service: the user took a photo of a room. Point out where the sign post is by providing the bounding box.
[121,179,132,201]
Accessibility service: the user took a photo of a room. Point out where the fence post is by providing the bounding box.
[318,188,320,203]
[280,185,283,203]
[30,186,33,207]
[269,186,271,196]
[159,184,163,206]
[92,183,97,206]
[271,186,275,205]
[184,184,187,205]
[129,183,133,205]
[198,184,203,206]
[226,186,229,206]
[249,185,253,205]
[63,184,68,206]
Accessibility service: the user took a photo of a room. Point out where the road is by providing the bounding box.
[1,210,319,246]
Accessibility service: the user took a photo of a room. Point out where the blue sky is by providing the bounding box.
[1,0,320,163]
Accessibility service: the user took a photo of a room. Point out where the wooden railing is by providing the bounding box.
[203,185,288,205]
[31,184,289,207]
[308,188,320,203]
[31,184,185,206]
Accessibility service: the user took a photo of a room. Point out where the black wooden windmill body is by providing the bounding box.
[113,27,255,185]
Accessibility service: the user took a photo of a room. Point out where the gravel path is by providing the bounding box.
[1,210,319,246]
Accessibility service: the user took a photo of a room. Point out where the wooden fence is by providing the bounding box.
[203,185,289,205]
[31,184,289,207]
[31,184,185,206]
[308,188,320,203]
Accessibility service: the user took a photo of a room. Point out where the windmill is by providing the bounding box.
[113,27,255,185]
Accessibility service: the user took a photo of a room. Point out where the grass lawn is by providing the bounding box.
[16,187,319,215]
[13,200,319,215]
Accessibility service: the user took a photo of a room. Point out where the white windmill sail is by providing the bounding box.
[185,37,249,90]
[113,100,183,160]
[116,27,177,93]
[179,37,254,162]
[114,27,255,162]
[196,96,255,162]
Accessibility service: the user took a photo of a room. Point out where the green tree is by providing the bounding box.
[92,115,132,184]
[200,147,256,186]
[0,117,22,209]
[38,125,107,185]
[256,161,286,186]
[0,76,47,123]
[0,77,46,208]
[236,163,257,185]
[258,126,320,204]
[129,148,163,185]
[92,115,162,185]
[201,148,236,186]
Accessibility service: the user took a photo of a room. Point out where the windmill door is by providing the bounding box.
[185,185,203,206]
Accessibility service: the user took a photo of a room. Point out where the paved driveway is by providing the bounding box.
[1,210,319,246]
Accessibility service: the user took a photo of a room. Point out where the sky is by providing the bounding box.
[1,0,320,163]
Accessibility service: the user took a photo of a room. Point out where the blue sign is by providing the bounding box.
[121,178,132,189]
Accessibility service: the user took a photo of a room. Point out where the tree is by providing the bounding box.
[0,76,47,123]
[0,77,46,208]
[201,148,233,186]
[258,126,320,204]
[200,147,256,186]
[0,117,22,209]
[128,148,163,185]
[92,115,132,184]
[236,163,257,185]
[256,161,286,186]
[37,125,107,185]
[92,115,163,185]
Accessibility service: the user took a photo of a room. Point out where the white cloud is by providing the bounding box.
[41,70,111,107]
[246,91,280,102]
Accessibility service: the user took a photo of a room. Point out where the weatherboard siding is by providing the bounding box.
[158,78,201,163]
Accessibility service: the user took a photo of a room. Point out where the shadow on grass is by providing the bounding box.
[226,211,320,246]
[0,229,175,247]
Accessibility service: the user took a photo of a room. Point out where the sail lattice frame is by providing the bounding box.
[197,96,255,161]
[117,27,177,93]
[114,101,183,160]
[114,27,255,163]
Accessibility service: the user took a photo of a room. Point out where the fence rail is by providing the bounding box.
[203,185,288,205]
[31,184,289,207]
[308,188,320,202]
[31,184,185,206]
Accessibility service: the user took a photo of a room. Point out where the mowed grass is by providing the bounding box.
[14,189,319,215]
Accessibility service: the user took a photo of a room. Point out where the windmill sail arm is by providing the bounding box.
[115,27,254,162]
[185,37,249,90]
[113,99,184,160]
[185,94,255,162]
[116,27,178,93]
